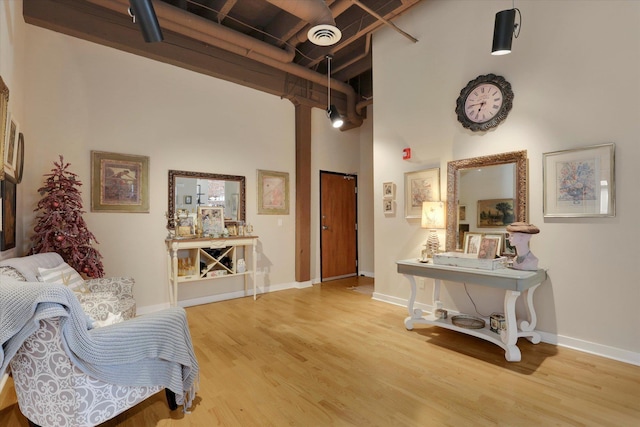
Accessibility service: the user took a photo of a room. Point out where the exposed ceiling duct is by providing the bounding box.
[264,0,342,46]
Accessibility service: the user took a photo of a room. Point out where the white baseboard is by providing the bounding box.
[373,291,640,366]
[359,271,375,278]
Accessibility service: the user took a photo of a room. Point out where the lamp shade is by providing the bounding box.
[492,9,516,55]
[129,0,164,43]
[421,202,445,229]
[327,105,344,128]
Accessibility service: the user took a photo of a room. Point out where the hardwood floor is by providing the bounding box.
[2,277,639,426]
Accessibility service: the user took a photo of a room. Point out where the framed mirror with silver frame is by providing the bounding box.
[445,151,528,252]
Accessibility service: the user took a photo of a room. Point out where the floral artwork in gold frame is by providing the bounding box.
[91,151,149,213]
[257,169,289,215]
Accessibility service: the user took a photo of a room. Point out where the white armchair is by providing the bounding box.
[0,252,136,321]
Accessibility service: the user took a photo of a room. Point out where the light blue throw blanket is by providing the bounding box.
[0,279,198,409]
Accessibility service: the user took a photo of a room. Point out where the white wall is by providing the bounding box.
[0,3,371,311]
[373,0,640,364]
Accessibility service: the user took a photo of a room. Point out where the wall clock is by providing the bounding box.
[455,74,514,132]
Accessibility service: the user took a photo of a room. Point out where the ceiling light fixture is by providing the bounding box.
[128,0,164,43]
[491,4,521,55]
[326,55,343,129]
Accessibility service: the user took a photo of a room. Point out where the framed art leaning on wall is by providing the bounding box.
[543,143,615,218]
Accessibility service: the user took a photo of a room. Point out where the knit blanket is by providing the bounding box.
[0,279,198,409]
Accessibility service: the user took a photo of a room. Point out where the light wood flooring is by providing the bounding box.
[1,277,639,426]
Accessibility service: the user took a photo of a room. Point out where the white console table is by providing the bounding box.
[397,259,547,362]
[166,236,258,306]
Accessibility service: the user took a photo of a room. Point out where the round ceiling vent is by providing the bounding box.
[307,24,342,46]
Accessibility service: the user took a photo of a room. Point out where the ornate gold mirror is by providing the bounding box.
[445,151,528,252]
[168,170,246,224]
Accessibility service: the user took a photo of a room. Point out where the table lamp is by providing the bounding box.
[421,201,445,260]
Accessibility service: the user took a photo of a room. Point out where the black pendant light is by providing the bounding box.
[491,8,521,55]
[128,0,163,43]
[326,55,344,129]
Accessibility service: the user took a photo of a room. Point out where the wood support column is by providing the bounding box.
[295,104,312,282]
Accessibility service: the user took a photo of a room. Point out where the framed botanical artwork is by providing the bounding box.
[383,182,395,200]
[404,168,440,219]
[463,232,483,255]
[1,179,16,251]
[257,169,289,215]
[543,143,615,217]
[198,206,224,236]
[91,151,149,213]
[0,76,8,181]
[3,113,19,181]
[383,199,395,215]
[477,198,514,227]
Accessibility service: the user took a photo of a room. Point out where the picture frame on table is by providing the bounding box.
[3,113,19,182]
[404,168,440,219]
[477,198,514,227]
[477,237,499,260]
[463,232,483,255]
[257,169,289,215]
[0,76,8,181]
[198,206,224,236]
[480,234,503,258]
[543,143,615,218]
[383,182,395,200]
[90,151,150,213]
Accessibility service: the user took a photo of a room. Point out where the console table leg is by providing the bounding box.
[519,283,541,343]
[501,290,522,362]
[403,274,422,330]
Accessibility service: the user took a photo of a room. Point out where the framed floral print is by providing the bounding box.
[404,168,440,219]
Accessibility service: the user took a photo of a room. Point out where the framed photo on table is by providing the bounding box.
[198,206,224,236]
[543,143,615,217]
[404,168,440,219]
[91,151,149,213]
[463,232,483,255]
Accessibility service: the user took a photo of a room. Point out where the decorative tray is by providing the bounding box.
[451,315,485,329]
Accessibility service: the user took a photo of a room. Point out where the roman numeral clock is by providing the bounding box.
[455,74,514,132]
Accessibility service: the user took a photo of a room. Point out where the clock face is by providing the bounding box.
[464,83,503,124]
[455,74,513,132]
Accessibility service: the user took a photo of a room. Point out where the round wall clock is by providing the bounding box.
[455,74,514,132]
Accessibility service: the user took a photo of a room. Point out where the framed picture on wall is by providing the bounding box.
[91,151,150,213]
[477,198,514,227]
[543,143,615,217]
[1,179,16,250]
[383,182,395,200]
[257,169,289,215]
[3,113,19,182]
[383,199,395,215]
[0,76,8,181]
[404,168,440,219]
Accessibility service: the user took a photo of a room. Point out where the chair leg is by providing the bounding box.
[165,388,178,411]
[27,420,41,427]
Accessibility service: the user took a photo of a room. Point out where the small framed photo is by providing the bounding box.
[227,224,238,236]
[477,198,514,227]
[383,199,395,215]
[477,237,499,259]
[383,182,395,200]
[257,169,289,215]
[198,206,225,236]
[458,205,467,222]
[463,232,484,255]
[404,168,440,219]
[543,143,615,217]
[184,195,192,205]
[482,233,504,257]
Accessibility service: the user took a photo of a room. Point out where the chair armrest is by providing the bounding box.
[77,292,120,322]
[85,277,135,299]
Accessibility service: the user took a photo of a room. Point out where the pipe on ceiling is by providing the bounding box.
[88,0,362,126]
[264,0,336,29]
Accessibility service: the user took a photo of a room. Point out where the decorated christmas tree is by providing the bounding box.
[30,155,104,278]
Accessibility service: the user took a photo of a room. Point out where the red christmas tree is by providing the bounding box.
[30,155,104,278]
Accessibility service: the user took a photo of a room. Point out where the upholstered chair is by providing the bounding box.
[0,252,136,321]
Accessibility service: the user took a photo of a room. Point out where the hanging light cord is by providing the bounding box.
[514,8,522,39]
[327,55,332,109]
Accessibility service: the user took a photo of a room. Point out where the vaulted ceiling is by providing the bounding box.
[23,0,422,128]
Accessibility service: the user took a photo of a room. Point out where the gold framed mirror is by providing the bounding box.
[168,170,246,225]
[445,151,528,252]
